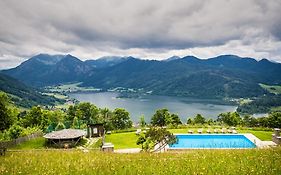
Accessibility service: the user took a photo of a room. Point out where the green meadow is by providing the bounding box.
[1,148,281,175]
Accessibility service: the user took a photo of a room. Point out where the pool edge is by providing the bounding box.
[166,133,261,150]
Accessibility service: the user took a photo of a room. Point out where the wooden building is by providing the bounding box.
[87,123,105,138]
[44,129,86,148]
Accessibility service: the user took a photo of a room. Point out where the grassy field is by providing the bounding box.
[10,137,46,150]
[105,132,141,149]
[45,82,100,93]
[260,83,281,95]
[42,92,68,100]
[1,148,281,175]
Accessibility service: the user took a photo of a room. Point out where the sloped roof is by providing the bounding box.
[43,129,86,139]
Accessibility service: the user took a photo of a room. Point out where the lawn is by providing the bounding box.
[238,130,273,140]
[105,132,141,149]
[1,148,281,174]
[10,137,46,150]
[260,83,281,95]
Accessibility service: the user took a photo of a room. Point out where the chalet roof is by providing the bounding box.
[43,129,86,139]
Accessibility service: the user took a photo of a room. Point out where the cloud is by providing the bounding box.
[0,0,281,69]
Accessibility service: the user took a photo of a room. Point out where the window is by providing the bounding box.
[93,128,98,134]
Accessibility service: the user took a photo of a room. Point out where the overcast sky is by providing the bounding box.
[1,0,281,69]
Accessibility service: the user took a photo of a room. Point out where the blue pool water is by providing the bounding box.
[169,134,256,149]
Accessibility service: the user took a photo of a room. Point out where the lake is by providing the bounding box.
[68,92,237,123]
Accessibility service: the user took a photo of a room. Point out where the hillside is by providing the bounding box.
[0,73,63,108]
[3,54,281,99]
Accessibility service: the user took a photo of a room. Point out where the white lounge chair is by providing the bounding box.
[198,129,203,134]
[232,130,238,134]
[207,129,211,134]
[188,129,194,134]
[227,129,232,133]
[221,128,226,133]
[214,129,218,133]
[135,129,141,135]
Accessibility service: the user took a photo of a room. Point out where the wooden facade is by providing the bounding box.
[87,123,104,137]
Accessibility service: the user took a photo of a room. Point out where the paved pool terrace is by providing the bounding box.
[114,134,277,153]
[164,134,277,151]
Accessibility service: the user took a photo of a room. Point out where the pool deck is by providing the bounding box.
[243,133,276,148]
[162,133,277,151]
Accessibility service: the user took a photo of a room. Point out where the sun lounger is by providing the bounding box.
[198,129,203,134]
[207,129,211,133]
[232,130,238,134]
[135,129,141,135]
[188,130,194,134]
[227,129,232,133]
[221,128,226,133]
[214,129,218,133]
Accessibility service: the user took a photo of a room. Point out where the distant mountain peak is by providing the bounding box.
[181,55,200,62]
[259,58,269,62]
[97,56,123,61]
[165,56,181,62]
[29,53,65,65]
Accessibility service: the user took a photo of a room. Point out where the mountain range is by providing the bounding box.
[2,54,281,99]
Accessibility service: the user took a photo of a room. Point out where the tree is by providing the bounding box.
[55,122,65,131]
[75,103,99,123]
[0,92,15,131]
[8,123,23,139]
[217,112,241,126]
[170,114,182,125]
[151,108,170,126]
[267,112,281,128]
[99,108,114,131]
[207,119,214,125]
[71,116,80,129]
[66,105,76,121]
[186,118,193,125]
[136,127,177,151]
[242,115,257,127]
[111,108,132,130]
[21,106,43,128]
[257,117,269,127]
[139,115,146,127]
[194,114,206,124]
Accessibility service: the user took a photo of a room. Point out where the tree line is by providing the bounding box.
[149,109,281,128]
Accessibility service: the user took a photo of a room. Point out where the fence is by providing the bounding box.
[0,132,43,148]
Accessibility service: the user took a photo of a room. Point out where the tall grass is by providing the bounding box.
[1,148,281,174]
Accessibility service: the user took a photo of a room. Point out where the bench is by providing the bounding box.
[0,147,7,156]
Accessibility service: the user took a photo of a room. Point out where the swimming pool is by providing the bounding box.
[169,134,256,149]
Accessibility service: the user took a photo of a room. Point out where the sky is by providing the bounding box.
[1,0,281,69]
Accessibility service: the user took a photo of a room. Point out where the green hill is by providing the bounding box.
[0,73,63,108]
